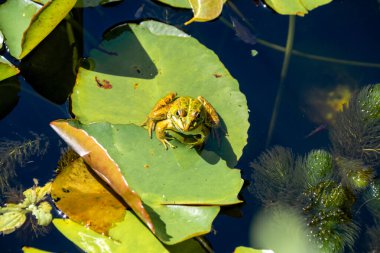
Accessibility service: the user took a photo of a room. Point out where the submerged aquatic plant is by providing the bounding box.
[335,156,374,190]
[251,147,359,253]
[330,84,380,166]
[250,146,303,205]
[0,133,48,192]
[366,224,380,252]
[361,179,380,219]
[304,149,334,187]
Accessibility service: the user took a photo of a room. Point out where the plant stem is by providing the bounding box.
[265,15,296,147]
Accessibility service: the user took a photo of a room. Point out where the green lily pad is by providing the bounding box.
[0,31,3,49]
[53,213,165,253]
[234,247,273,253]
[72,21,249,166]
[265,0,332,16]
[0,0,76,59]
[51,120,242,243]
[53,212,206,253]
[0,56,20,82]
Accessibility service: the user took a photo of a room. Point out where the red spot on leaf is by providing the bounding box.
[95,76,113,89]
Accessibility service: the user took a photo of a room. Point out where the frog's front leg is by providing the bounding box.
[155,119,177,149]
[142,92,177,138]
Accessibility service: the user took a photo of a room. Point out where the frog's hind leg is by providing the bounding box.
[197,96,220,127]
[150,92,177,116]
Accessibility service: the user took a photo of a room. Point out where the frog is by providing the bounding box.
[142,92,221,149]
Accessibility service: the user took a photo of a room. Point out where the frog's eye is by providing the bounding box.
[177,110,186,117]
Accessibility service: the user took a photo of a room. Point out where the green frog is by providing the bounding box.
[143,92,220,149]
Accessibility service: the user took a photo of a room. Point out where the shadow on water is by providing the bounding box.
[0,76,20,120]
[88,23,158,79]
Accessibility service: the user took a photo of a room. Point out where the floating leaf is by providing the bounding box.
[0,56,20,82]
[53,212,168,253]
[234,246,274,253]
[50,120,242,243]
[22,247,52,253]
[0,0,76,59]
[0,30,3,49]
[51,157,126,234]
[72,21,249,166]
[184,0,224,25]
[49,121,153,232]
[0,205,26,235]
[264,0,332,16]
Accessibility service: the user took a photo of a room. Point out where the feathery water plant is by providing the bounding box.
[0,133,48,192]
[305,149,334,187]
[330,84,380,166]
[335,157,374,190]
[250,146,303,205]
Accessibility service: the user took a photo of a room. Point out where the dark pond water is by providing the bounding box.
[1,0,380,252]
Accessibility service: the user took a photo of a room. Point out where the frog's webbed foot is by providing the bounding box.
[161,139,177,150]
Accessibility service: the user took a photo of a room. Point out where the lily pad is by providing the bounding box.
[234,247,274,253]
[50,120,242,243]
[0,56,20,82]
[184,0,224,25]
[0,31,3,49]
[53,213,206,253]
[0,0,76,59]
[72,21,249,166]
[22,247,52,253]
[265,0,332,16]
[51,157,126,234]
[53,213,167,253]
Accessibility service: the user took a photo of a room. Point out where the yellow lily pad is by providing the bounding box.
[51,157,127,235]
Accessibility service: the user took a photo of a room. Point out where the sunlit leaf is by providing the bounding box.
[0,207,26,235]
[72,21,249,167]
[0,31,3,49]
[22,247,52,253]
[50,120,242,243]
[51,157,126,234]
[49,121,153,232]
[0,56,20,82]
[185,0,224,25]
[30,201,52,226]
[234,246,274,253]
[265,0,332,16]
[53,212,168,253]
[22,182,52,206]
[0,0,76,59]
